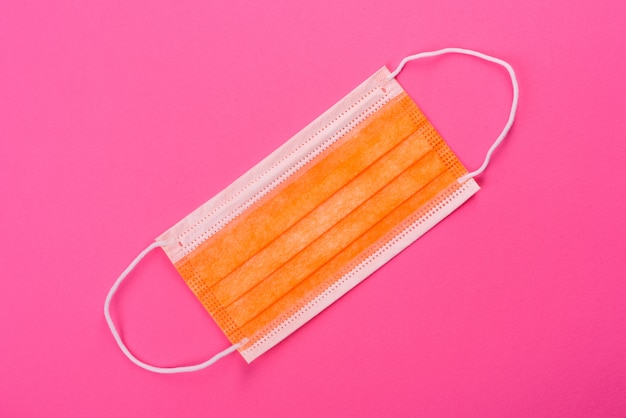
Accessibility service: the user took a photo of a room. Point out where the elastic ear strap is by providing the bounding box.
[388,47,519,183]
[104,241,248,374]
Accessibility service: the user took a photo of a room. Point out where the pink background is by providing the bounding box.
[1,1,625,416]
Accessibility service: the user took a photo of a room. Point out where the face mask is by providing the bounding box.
[105,47,519,373]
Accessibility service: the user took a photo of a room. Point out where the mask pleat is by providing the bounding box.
[212,130,433,308]
[238,170,461,339]
[182,94,422,287]
[175,92,467,345]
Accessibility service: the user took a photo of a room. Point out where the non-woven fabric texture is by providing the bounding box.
[156,66,479,362]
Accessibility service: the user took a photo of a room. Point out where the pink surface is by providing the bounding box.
[1,1,625,416]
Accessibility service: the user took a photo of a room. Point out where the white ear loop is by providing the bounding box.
[104,241,249,374]
[387,47,519,183]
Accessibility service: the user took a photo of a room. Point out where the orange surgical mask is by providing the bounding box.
[105,48,519,373]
